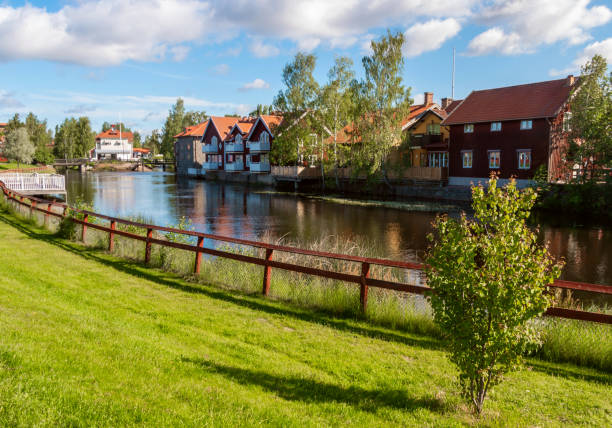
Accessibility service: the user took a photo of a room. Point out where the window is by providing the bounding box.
[488,150,501,169]
[428,152,448,168]
[212,136,217,145]
[464,124,474,133]
[520,120,533,130]
[462,150,473,168]
[426,123,441,135]
[260,132,269,144]
[563,112,572,132]
[518,150,531,169]
[235,134,242,144]
[490,122,502,132]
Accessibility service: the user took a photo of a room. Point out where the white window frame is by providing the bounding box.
[235,134,242,144]
[488,150,501,169]
[490,122,502,132]
[517,150,531,170]
[461,150,473,168]
[563,112,572,132]
[464,124,474,133]
[520,120,532,130]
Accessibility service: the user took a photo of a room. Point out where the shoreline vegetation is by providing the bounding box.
[1,194,610,373]
[1,200,611,426]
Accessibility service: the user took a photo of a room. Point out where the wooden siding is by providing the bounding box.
[448,118,550,180]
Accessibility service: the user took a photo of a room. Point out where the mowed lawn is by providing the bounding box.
[0,211,610,427]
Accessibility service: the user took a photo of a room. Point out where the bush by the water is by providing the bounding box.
[536,183,612,223]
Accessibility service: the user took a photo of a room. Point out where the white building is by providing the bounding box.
[93,125,134,161]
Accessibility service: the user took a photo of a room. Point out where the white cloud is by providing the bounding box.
[403,18,461,57]
[250,39,280,58]
[550,37,612,76]
[0,90,24,108]
[467,27,525,56]
[212,63,230,75]
[239,78,271,91]
[0,1,210,66]
[468,0,612,56]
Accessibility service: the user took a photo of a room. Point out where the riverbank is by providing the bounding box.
[0,209,611,426]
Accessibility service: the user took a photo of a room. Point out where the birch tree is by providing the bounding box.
[273,53,320,165]
[319,56,355,186]
[352,31,412,182]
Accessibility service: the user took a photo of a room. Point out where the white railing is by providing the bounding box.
[224,142,244,152]
[202,144,218,154]
[203,161,220,170]
[247,140,270,152]
[249,162,271,173]
[0,173,65,192]
[225,161,244,172]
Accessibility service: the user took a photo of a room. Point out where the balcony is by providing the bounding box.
[225,161,244,172]
[249,161,271,173]
[247,140,270,152]
[224,142,244,152]
[202,161,220,170]
[202,144,218,154]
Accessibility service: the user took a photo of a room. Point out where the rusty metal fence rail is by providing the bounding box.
[1,181,611,325]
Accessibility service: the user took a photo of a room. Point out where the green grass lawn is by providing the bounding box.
[0,211,611,427]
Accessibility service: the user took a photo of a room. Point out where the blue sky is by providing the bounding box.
[0,0,611,136]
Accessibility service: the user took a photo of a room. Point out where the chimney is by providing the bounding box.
[441,97,453,110]
[424,92,433,106]
[566,75,575,86]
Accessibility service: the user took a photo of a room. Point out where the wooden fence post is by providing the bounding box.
[144,228,153,263]
[45,203,51,226]
[194,236,204,274]
[360,262,370,313]
[30,200,36,218]
[82,213,89,243]
[262,248,274,296]
[108,221,116,252]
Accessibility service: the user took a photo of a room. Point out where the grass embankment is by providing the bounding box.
[1,205,612,426]
[0,162,54,173]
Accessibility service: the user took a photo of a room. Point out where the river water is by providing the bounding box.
[64,170,612,290]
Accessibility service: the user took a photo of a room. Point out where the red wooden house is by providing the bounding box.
[245,115,283,173]
[442,76,577,187]
[200,116,239,173]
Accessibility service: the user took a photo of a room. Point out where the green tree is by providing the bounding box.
[567,54,612,183]
[352,31,412,181]
[160,98,207,160]
[319,56,355,185]
[144,130,162,156]
[4,127,35,167]
[133,131,142,148]
[273,53,320,165]
[25,113,54,164]
[53,117,94,159]
[425,177,563,414]
[249,104,274,116]
[102,122,132,133]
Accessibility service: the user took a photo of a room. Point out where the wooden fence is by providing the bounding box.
[1,180,611,325]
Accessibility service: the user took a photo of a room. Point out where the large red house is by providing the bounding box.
[442,76,577,186]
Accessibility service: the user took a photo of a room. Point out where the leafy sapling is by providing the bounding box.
[425,177,563,414]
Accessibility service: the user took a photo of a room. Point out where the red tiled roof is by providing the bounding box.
[442,78,576,125]
[133,148,150,153]
[209,116,240,141]
[260,114,283,130]
[174,120,209,138]
[96,127,134,142]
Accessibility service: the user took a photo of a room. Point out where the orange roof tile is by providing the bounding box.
[209,116,241,141]
[96,127,134,142]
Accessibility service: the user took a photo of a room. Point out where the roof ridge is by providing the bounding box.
[470,77,569,94]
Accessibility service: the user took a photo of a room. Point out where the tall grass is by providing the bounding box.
[2,193,611,372]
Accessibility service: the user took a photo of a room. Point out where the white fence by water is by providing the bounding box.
[0,173,66,193]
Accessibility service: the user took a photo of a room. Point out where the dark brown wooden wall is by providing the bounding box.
[448,118,550,179]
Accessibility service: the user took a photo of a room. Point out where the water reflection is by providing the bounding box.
[65,170,612,289]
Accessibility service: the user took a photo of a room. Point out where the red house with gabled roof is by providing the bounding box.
[223,117,257,172]
[200,116,238,173]
[442,76,577,186]
[244,114,283,173]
